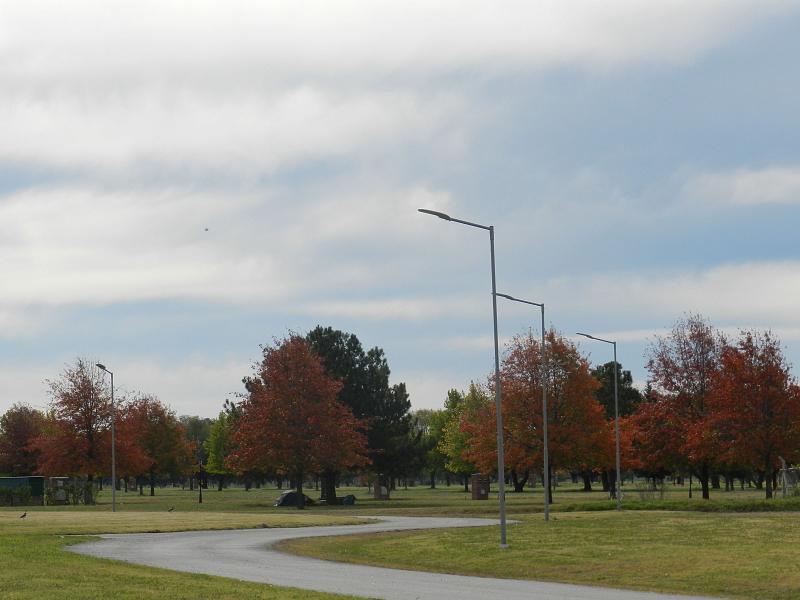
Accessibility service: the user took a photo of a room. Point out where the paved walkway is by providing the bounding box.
[70,516,721,600]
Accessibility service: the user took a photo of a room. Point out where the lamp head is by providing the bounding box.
[575,332,595,340]
[495,292,516,301]
[418,208,452,221]
[96,363,106,371]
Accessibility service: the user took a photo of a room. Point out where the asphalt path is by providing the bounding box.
[70,515,721,600]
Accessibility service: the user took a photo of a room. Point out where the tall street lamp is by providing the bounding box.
[419,208,508,548]
[95,362,116,513]
[495,293,550,522]
[575,332,622,510]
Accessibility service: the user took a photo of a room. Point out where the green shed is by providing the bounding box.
[0,476,45,506]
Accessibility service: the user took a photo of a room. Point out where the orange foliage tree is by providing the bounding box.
[121,395,193,496]
[708,331,800,498]
[226,336,369,507]
[644,314,725,499]
[32,359,113,503]
[0,403,45,476]
[462,331,610,500]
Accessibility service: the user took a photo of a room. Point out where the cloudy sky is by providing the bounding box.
[2,1,800,417]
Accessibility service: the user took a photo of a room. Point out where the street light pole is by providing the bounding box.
[495,292,550,522]
[419,208,508,548]
[575,333,622,510]
[95,363,116,513]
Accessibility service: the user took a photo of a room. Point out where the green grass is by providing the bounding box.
[281,510,800,599]
[0,497,366,600]
[2,480,796,599]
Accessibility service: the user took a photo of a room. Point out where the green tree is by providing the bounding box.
[412,409,449,488]
[591,361,643,493]
[439,385,488,491]
[204,407,236,491]
[306,326,413,500]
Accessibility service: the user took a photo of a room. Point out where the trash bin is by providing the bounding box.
[471,473,490,500]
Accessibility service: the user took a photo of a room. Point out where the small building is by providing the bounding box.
[0,476,46,506]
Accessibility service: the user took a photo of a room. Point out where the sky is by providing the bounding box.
[2,1,800,418]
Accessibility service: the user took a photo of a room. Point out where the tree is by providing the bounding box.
[227,336,369,508]
[438,385,486,491]
[0,403,45,476]
[645,314,725,499]
[205,405,238,491]
[306,326,413,500]
[413,409,449,488]
[124,396,193,496]
[32,359,113,503]
[180,415,213,462]
[709,331,800,498]
[591,362,643,492]
[462,331,610,501]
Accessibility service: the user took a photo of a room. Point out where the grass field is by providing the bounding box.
[282,510,800,599]
[3,480,798,599]
[0,490,367,600]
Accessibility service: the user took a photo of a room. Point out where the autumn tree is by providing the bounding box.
[709,331,800,498]
[0,403,45,476]
[645,314,725,499]
[227,336,369,508]
[306,326,412,501]
[124,395,193,496]
[462,331,610,501]
[32,359,112,503]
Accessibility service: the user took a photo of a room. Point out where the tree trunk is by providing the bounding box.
[711,474,721,489]
[463,473,469,493]
[149,471,156,496]
[699,464,710,500]
[321,470,338,504]
[429,471,436,489]
[85,474,94,505]
[296,473,305,510]
[510,469,529,493]
[123,478,128,493]
[766,469,773,499]
[581,471,593,492]
[217,475,224,492]
[601,471,610,492]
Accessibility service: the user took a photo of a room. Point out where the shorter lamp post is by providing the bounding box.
[95,363,116,513]
[198,457,203,504]
[495,292,550,522]
[575,332,622,510]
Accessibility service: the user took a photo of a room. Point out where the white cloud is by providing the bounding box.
[1,1,794,174]
[685,166,800,206]
[299,296,486,321]
[0,182,458,313]
[403,371,477,411]
[0,366,52,413]
[0,357,248,418]
[547,260,800,325]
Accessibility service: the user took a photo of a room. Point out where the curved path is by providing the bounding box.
[70,516,720,600]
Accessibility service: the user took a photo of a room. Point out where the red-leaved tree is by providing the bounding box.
[32,359,112,503]
[462,330,610,501]
[708,330,800,498]
[226,336,369,507]
[644,314,725,499]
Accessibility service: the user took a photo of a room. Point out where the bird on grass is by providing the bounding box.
[168,506,175,512]
[19,512,26,519]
